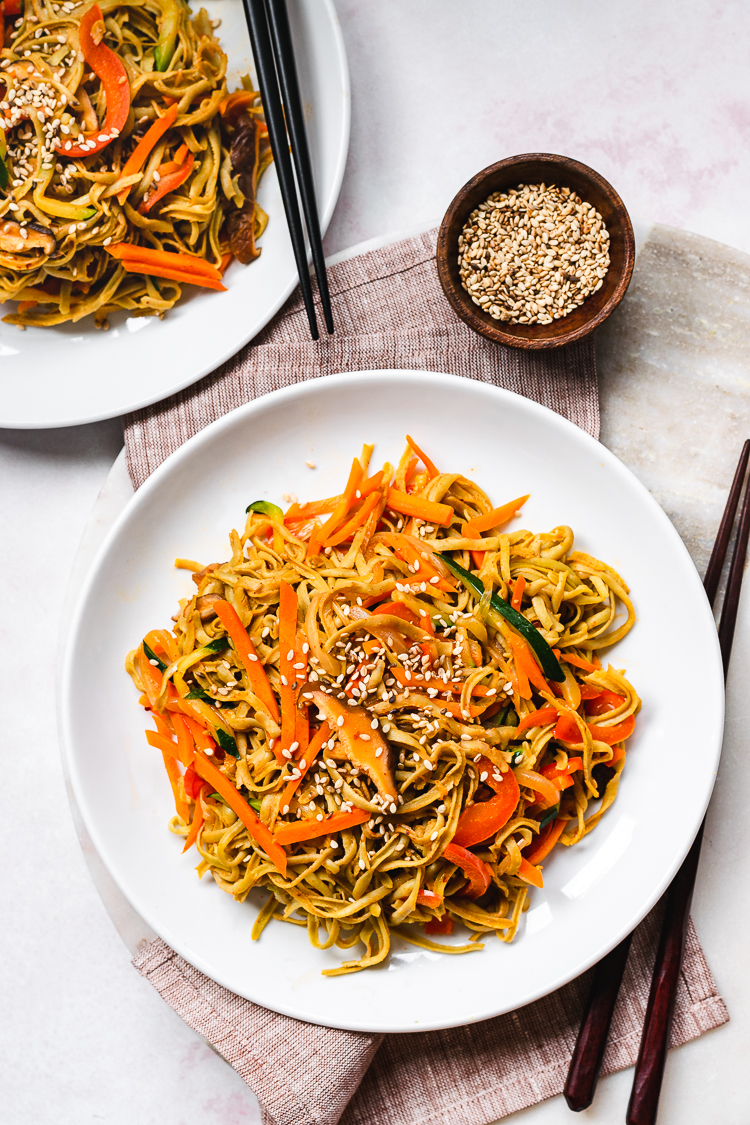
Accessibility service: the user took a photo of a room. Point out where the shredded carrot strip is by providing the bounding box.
[386,488,453,526]
[107,243,222,280]
[161,750,189,823]
[274,807,370,845]
[116,103,179,203]
[279,723,331,812]
[119,262,227,291]
[278,580,299,762]
[464,495,530,536]
[405,435,439,480]
[511,574,526,611]
[326,491,380,547]
[213,600,279,723]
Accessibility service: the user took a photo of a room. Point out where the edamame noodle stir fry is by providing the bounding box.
[128,437,639,975]
[0,0,271,327]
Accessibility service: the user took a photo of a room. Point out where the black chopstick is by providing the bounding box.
[264,0,333,335]
[564,440,750,1116]
[240,0,329,340]
[626,445,750,1124]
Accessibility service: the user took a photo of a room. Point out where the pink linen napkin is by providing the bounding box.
[125,229,727,1125]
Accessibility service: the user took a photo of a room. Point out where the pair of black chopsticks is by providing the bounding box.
[241,0,333,340]
[565,440,750,1123]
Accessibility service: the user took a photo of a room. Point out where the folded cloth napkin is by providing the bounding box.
[125,229,728,1125]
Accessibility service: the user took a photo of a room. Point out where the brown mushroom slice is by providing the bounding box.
[0,219,56,256]
[191,562,221,586]
[195,593,223,621]
[301,688,397,805]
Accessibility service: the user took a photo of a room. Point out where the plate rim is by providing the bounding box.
[60,369,725,1032]
[0,0,350,431]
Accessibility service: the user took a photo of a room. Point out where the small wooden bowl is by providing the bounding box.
[436,153,635,350]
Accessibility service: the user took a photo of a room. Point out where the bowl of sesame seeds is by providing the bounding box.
[436,153,635,349]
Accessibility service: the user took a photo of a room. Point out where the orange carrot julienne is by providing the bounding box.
[107,243,222,280]
[326,491,380,547]
[279,722,331,812]
[273,807,370,845]
[141,150,194,213]
[386,488,453,526]
[464,495,530,536]
[146,728,181,759]
[161,749,190,823]
[507,632,548,694]
[182,714,217,755]
[560,652,598,673]
[317,456,364,543]
[182,783,208,852]
[116,103,179,203]
[517,856,544,888]
[511,574,526,612]
[305,519,326,560]
[119,262,227,291]
[171,711,195,768]
[278,580,298,762]
[405,435,439,481]
[190,747,287,874]
[213,600,279,723]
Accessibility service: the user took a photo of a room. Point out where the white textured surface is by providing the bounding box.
[5,0,750,1121]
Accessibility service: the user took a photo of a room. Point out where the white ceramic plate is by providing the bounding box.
[60,370,724,1033]
[0,0,349,430]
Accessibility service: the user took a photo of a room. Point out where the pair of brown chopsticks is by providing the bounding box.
[565,439,750,1122]
[241,0,333,340]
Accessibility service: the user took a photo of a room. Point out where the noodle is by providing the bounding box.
[127,439,641,975]
[0,0,271,327]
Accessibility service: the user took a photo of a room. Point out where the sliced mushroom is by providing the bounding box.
[195,593,223,621]
[0,219,56,256]
[191,562,220,586]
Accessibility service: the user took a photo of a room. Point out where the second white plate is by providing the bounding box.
[60,369,724,1032]
[0,0,349,429]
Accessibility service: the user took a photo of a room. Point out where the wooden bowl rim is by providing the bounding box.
[436,152,635,350]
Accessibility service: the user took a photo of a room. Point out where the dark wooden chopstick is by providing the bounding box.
[564,439,750,1117]
[240,0,329,340]
[265,0,334,335]
[626,449,750,1124]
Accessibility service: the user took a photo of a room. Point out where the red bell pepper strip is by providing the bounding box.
[515,706,558,735]
[140,151,194,213]
[541,756,583,783]
[417,889,442,909]
[425,912,454,935]
[213,600,280,724]
[525,817,567,865]
[452,757,520,847]
[273,807,370,845]
[60,5,130,159]
[585,689,626,717]
[443,842,493,899]
[555,711,635,745]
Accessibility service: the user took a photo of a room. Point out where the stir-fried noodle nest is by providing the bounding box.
[127,438,640,975]
[0,0,270,327]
